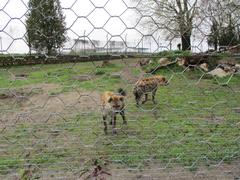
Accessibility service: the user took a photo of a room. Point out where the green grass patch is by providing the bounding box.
[157,50,192,60]
[0,58,239,176]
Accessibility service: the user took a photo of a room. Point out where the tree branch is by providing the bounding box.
[190,0,198,22]
[176,0,183,13]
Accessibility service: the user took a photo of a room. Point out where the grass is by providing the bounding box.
[0,61,125,91]
[156,50,192,59]
[0,58,240,176]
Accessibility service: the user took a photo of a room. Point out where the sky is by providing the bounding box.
[0,0,208,54]
[0,0,145,53]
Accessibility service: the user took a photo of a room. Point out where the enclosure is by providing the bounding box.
[0,0,240,179]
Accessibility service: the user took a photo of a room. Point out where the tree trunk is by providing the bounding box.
[214,42,218,51]
[47,44,53,55]
[181,33,191,51]
[47,48,52,56]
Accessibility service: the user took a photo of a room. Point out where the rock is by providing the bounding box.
[139,58,151,67]
[232,68,240,74]
[177,55,209,67]
[176,57,186,66]
[234,64,240,73]
[146,58,177,73]
[218,64,235,73]
[218,58,237,66]
[101,60,111,67]
[199,63,209,72]
[207,68,231,78]
[158,57,171,66]
[0,93,10,99]
[111,73,121,78]
[14,74,28,80]
[233,107,240,114]
[16,74,28,77]
[31,67,41,71]
[72,75,92,82]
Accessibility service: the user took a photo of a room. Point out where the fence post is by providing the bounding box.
[125,34,127,55]
[0,36,2,54]
[84,30,86,55]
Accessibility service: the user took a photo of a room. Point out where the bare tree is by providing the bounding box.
[134,0,199,51]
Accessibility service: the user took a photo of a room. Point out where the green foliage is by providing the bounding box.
[208,17,240,50]
[157,50,192,59]
[218,23,239,47]
[26,0,67,55]
[208,19,219,50]
[95,69,105,75]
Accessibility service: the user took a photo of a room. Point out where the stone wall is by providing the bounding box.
[0,54,128,67]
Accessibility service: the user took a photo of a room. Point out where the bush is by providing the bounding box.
[157,50,192,60]
[95,69,105,75]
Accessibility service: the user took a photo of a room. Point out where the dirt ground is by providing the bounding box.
[5,160,240,180]
[0,83,101,126]
[108,161,240,180]
[120,63,145,83]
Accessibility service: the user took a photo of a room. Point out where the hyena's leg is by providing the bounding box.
[112,114,117,134]
[135,92,142,106]
[120,110,127,125]
[103,115,107,134]
[152,89,157,104]
[142,94,148,104]
[109,110,113,125]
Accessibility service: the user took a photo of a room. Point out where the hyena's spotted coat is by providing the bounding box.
[101,89,126,134]
[133,75,168,105]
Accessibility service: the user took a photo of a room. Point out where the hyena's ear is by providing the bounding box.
[118,88,126,96]
[119,96,124,101]
[108,97,113,103]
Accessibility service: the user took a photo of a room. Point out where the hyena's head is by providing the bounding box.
[156,75,169,86]
[108,95,125,111]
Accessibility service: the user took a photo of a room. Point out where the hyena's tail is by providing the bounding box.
[118,88,126,96]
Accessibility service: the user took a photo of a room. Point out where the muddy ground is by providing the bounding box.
[0,83,101,126]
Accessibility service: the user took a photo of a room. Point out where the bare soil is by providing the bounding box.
[120,62,145,84]
[0,83,101,125]
[107,161,240,180]
[6,160,239,180]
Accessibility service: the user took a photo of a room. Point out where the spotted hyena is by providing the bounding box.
[133,75,169,106]
[101,88,126,134]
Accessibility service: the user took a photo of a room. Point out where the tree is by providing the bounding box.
[26,0,66,55]
[134,0,199,51]
[207,19,219,51]
[218,17,239,47]
[203,0,240,50]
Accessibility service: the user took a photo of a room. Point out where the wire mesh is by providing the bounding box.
[0,0,240,179]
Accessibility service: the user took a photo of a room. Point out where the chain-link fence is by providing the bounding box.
[0,0,240,179]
